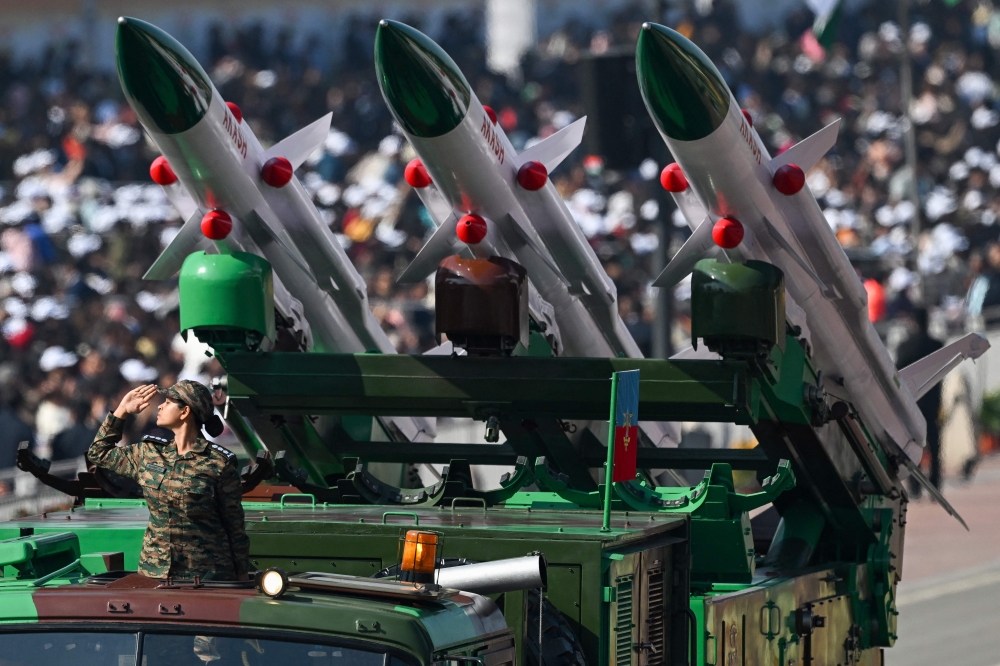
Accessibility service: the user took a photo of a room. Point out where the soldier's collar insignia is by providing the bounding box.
[142,434,170,446]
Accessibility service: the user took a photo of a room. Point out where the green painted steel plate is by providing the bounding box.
[223,353,760,424]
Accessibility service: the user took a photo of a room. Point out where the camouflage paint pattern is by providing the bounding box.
[86,414,250,579]
[701,565,884,666]
[0,577,506,666]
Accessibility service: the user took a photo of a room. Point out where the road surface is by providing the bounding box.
[886,456,1000,666]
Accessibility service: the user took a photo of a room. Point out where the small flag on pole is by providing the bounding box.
[805,0,843,49]
[611,369,640,483]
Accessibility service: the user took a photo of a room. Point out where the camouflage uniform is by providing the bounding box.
[87,406,250,580]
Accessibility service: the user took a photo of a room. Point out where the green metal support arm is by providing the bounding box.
[220,353,761,424]
[727,459,796,513]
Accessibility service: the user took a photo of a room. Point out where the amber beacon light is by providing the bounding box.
[399,530,440,583]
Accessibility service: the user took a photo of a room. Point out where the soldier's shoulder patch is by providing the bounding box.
[142,434,171,446]
[210,443,236,461]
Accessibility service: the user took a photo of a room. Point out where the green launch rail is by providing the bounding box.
[224,353,761,422]
[224,351,770,473]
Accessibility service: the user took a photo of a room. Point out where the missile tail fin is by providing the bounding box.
[652,215,725,289]
[899,333,991,400]
[398,212,469,283]
[263,112,333,171]
[401,184,482,280]
[898,453,969,530]
[770,118,841,173]
[516,116,586,172]
[143,209,210,279]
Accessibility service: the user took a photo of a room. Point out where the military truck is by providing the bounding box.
[3,253,936,666]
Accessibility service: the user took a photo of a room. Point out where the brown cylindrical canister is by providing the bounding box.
[435,255,529,355]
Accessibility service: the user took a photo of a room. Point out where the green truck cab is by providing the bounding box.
[0,531,514,666]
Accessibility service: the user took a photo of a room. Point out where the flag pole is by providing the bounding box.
[601,371,619,532]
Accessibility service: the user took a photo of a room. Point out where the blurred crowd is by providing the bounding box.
[2,0,1000,476]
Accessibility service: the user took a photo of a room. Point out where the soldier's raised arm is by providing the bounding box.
[87,384,159,481]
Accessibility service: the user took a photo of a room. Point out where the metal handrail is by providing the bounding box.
[0,456,84,483]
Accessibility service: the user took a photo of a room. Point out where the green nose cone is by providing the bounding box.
[116,17,212,135]
[636,23,731,142]
[375,20,471,139]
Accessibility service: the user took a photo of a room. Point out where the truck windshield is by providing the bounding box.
[0,632,403,666]
[0,632,138,666]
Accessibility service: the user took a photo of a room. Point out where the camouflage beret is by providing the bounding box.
[160,379,214,425]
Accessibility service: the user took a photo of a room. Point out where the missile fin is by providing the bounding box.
[898,453,969,530]
[423,340,467,356]
[899,333,990,400]
[244,208,317,281]
[652,214,724,289]
[770,118,841,174]
[671,188,710,231]
[398,212,470,283]
[516,116,586,173]
[504,210,568,284]
[412,181,454,227]
[162,183,198,221]
[143,209,211,280]
[760,216,839,298]
[670,344,721,361]
[263,112,333,171]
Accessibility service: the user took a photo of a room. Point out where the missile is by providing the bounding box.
[374,20,679,449]
[117,17,433,443]
[635,23,988,465]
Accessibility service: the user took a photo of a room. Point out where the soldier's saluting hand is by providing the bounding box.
[88,380,250,581]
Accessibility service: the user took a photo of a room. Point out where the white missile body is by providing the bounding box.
[148,94,368,355]
[376,20,679,448]
[118,17,433,443]
[637,23,989,463]
[405,109,635,360]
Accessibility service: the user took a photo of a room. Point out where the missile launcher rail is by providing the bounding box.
[4,257,912,666]
[206,257,912,665]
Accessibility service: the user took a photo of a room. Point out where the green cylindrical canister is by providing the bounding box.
[179,251,276,344]
[691,259,785,354]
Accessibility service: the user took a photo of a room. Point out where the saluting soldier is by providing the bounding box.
[87,380,250,580]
